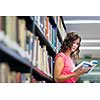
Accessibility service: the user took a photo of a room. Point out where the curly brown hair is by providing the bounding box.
[60,32,81,57]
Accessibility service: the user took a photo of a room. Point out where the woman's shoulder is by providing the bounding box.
[55,52,66,61]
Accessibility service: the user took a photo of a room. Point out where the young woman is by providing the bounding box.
[54,32,90,83]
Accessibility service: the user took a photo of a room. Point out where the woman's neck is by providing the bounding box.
[64,50,71,57]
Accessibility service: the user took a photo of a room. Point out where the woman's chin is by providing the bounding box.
[71,49,75,52]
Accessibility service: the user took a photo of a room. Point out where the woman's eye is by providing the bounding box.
[77,43,79,45]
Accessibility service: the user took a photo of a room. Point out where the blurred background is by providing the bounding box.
[63,16,100,83]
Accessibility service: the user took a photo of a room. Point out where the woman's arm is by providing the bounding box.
[54,57,90,83]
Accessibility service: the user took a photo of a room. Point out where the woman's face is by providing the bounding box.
[71,38,80,52]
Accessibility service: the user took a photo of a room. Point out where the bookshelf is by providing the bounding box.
[0,42,30,73]
[0,43,52,82]
[0,16,66,83]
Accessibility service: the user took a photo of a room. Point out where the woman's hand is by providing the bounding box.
[74,67,91,78]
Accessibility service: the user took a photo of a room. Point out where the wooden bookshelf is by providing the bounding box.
[0,16,66,83]
[32,66,53,82]
[0,43,53,83]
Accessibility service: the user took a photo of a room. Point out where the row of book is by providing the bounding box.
[35,16,66,37]
[35,16,61,52]
[26,32,54,77]
[0,62,47,83]
[0,16,59,79]
[0,29,54,78]
[0,16,61,53]
[0,16,66,82]
[0,62,31,83]
[0,16,27,51]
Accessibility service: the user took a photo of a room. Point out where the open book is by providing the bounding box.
[71,60,98,74]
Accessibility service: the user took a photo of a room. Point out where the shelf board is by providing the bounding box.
[0,43,53,82]
[35,23,56,58]
[32,67,53,82]
[0,43,31,73]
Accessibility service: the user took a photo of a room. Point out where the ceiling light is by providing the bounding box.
[64,20,100,24]
[81,40,100,43]
[80,47,100,50]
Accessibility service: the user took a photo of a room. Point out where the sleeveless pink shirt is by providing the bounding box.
[55,52,78,83]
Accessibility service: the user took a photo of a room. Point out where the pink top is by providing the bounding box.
[55,52,78,83]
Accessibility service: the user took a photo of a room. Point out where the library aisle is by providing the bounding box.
[0,16,66,83]
[0,16,100,83]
